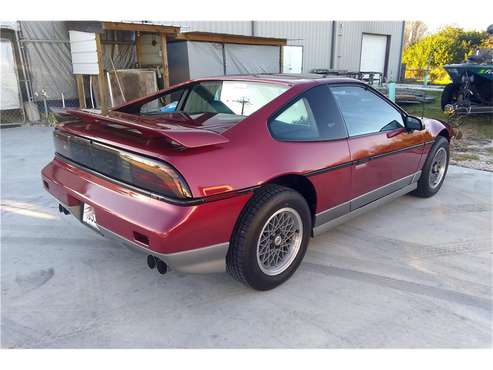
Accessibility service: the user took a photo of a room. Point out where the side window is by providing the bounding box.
[330,86,404,136]
[269,85,347,141]
[276,99,314,127]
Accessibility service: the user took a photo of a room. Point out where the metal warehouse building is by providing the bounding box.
[169,21,405,80]
[1,20,404,123]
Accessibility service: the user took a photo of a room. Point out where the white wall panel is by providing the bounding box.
[69,30,98,75]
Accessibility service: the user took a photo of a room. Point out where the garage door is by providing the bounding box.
[360,34,387,73]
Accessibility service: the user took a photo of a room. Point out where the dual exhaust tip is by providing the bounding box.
[58,203,167,275]
[147,255,168,275]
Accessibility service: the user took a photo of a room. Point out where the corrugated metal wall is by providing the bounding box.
[163,21,252,36]
[254,21,332,73]
[333,21,404,80]
[163,21,333,73]
[163,21,404,79]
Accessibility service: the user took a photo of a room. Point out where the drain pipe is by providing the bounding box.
[330,21,337,69]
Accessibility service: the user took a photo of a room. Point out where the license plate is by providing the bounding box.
[82,203,99,230]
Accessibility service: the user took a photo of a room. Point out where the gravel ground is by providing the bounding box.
[1,126,492,348]
[450,136,493,172]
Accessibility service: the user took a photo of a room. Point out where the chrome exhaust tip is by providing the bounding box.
[156,259,168,275]
[147,255,157,269]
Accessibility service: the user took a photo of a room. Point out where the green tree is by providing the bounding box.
[402,26,491,83]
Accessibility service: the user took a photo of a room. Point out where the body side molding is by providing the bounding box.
[313,171,421,235]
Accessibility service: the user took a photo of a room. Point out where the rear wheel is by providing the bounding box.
[226,184,311,290]
[413,136,449,198]
[441,83,460,111]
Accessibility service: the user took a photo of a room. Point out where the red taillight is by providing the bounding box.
[130,159,191,199]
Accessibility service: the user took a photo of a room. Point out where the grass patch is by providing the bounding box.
[453,153,481,161]
[400,90,493,140]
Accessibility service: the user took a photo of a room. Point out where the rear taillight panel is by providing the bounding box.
[54,130,192,200]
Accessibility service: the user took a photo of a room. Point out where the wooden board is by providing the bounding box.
[160,33,170,89]
[95,33,108,115]
[107,69,158,107]
[75,74,86,109]
[135,32,143,67]
[102,22,180,34]
[173,32,287,46]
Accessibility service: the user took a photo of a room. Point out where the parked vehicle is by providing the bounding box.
[42,75,453,290]
[441,24,493,114]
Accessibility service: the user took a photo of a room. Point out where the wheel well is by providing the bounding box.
[265,174,317,224]
[438,129,450,141]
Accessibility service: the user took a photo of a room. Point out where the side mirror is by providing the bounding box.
[405,115,424,131]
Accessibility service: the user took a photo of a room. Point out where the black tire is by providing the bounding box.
[226,184,311,291]
[412,136,450,198]
[441,83,460,111]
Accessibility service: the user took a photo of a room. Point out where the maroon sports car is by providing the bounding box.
[42,74,453,290]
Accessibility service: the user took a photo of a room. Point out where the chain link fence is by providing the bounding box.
[0,108,25,125]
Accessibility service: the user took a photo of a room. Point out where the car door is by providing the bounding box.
[330,85,424,210]
[268,84,352,223]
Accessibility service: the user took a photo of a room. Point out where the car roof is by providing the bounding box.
[192,73,361,87]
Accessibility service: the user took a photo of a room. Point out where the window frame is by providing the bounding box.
[329,82,409,139]
[267,84,349,143]
[116,83,191,115]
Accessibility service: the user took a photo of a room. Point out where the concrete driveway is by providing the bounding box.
[1,126,492,348]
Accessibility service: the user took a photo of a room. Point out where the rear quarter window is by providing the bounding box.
[269,85,347,141]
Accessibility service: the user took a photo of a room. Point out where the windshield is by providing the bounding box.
[137,80,288,117]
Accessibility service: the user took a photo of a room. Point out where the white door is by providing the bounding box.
[1,39,21,110]
[360,34,387,73]
[282,46,303,73]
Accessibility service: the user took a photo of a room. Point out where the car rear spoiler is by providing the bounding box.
[65,109,229,149]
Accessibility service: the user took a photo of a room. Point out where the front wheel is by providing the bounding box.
[413,136,449,198]
[226,184,311,290]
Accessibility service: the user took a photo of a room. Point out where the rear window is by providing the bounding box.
[132,80,288,117]
[183,81,287,116]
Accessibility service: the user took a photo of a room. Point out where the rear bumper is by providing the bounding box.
[42,157,251,273]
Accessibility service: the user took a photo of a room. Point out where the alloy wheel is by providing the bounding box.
[256,207,303,276]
